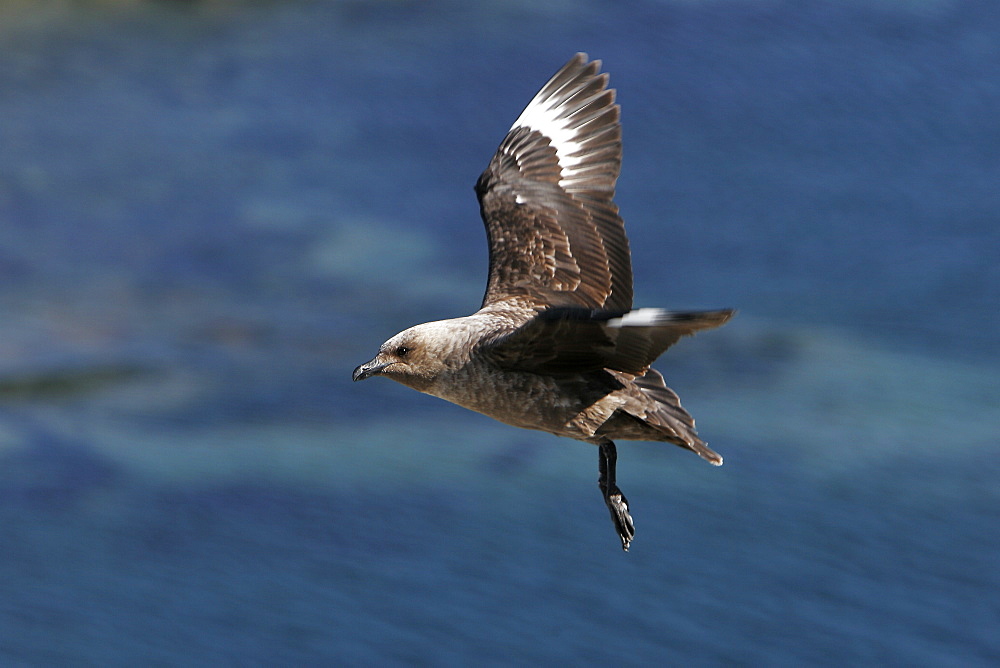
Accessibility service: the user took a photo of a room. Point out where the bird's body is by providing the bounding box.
[354,54,733,550]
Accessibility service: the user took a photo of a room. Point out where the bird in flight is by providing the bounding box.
[353,53,733,551]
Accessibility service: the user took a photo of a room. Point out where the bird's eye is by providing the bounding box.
[395,346,411,357]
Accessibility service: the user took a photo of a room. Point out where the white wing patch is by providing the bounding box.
[510,95,589,184]
[606,308,668,328]
[505,55,618,197]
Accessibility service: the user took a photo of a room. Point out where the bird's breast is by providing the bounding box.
[427,361,620,439]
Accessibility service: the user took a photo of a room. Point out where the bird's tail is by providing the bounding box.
[631,368,723,465]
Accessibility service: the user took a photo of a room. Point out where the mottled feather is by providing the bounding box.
[476,53,632,312]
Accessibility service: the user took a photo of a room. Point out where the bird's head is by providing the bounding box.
[352,322,455,393]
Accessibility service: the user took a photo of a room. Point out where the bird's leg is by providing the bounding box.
[598,440,634,551]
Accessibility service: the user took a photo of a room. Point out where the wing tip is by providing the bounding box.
[508,53,619,173]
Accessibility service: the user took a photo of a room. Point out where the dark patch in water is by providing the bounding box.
[0,364,155,401]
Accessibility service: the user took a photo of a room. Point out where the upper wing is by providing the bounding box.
[475,53,633,312]
[481,307,735,375]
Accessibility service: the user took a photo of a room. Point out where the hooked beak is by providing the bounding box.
[352,358,391,382]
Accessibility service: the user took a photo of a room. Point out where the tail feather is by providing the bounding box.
[632,368,723,465]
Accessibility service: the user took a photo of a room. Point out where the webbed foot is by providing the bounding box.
[598,440,634,552]
[603,484,634,551]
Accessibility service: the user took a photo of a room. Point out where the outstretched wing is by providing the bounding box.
[481,307,735,375]
[475,53,632,312]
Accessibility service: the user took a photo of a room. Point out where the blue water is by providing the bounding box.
[1,1,998,664]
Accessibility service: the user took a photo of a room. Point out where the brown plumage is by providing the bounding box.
[353,54,734,551]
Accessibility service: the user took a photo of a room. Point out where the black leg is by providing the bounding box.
[598,440,634,551]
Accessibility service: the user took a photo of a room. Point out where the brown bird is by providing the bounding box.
[353,53,733,550]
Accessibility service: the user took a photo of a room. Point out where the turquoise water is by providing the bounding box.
[1,1,998,664]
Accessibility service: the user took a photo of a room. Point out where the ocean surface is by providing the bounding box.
[1,0,997,664]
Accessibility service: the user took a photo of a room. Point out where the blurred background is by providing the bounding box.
[1,0,997,664]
